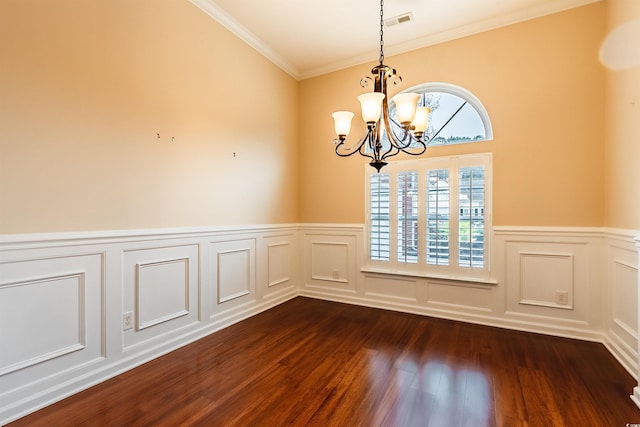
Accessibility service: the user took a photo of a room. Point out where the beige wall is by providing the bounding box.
[604,0,640,230]
[299,3,606,226]
[1,2,625,234]
[0,0,299,234]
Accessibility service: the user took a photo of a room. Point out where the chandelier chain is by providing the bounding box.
[333,0,428,172]
[379,0,384,65]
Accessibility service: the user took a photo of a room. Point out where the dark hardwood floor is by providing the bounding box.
[9,297,640,426]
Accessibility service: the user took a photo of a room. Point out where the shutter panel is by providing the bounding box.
[397,171,418,263]
[426,169,450,266]
[370,173,390,261]
[458,166,485,268]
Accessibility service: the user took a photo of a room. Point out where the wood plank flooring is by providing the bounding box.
[8,297,640,426]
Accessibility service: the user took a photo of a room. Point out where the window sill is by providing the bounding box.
[360,267,498,286]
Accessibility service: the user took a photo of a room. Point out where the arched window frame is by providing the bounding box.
[392,82,493,145]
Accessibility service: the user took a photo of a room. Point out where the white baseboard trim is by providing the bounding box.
[299,289,604,342]
[632,387,640,410]
[603,330,639,380]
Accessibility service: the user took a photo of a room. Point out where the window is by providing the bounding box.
[384,82,493,148]
[366,153,492,281]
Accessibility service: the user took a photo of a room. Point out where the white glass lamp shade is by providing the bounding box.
[393,92,420,124]
[332,111,355,137]
[357,92,385,123]
[412,107,431,134]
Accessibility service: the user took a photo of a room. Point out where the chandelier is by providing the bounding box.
[332,0,430,172]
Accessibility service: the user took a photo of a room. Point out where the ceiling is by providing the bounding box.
[190,0,599,80]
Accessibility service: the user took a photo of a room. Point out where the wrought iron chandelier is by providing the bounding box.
[332,0,430,172]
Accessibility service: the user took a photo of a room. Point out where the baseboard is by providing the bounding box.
[603,330,639,380]
[299,289,603,341]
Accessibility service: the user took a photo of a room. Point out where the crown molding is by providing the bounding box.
[189,0,300,79]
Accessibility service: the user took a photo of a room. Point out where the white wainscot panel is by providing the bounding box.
[0,253,103,394]
[267,242,291,288]
[504,240,591,324]
[0,274,85,375]
[605,237,639,378]
[123,244,199,350]
[613,260,638,335]
[610,243,638,342]
[210,239,256,313]
[426,281,493,313]
[364,274,418,302]
[312,242,348,282]
[137,259,189,330]
[519,253,574,309]
[304,233,357,294]
[218,249,251,302]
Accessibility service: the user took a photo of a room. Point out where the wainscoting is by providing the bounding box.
[0,224,638,424]
[0,226,299,425]
[299,225,639,377]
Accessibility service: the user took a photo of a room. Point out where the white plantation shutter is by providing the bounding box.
[426,169,450,266]
[458,166,485,268]
[397,171,419,263]
[366,154,491,280]
[370,173,390,261]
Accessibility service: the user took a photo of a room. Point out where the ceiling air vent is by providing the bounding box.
[384,12,413,28]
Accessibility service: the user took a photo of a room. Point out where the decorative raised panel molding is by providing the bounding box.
[611,260,639,340]
[0,273,86,376]
[217,248,252,303]
[518,252,574,310]
[136,259,190,330]
[310,241,349,283]
[267,242,291,287]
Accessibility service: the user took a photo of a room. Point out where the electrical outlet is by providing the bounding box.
[555,291,569,306]
[123,312,133,331]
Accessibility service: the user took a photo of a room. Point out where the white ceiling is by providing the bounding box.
[191,0,599,80]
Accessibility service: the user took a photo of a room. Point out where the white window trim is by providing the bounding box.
[364,153,493,283]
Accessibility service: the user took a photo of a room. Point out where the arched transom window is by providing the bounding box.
[388,82,493,146]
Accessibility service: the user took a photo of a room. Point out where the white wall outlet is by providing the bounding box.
[555,291,569,306]
[123,312,133,331]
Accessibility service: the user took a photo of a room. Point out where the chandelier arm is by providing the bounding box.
[380,145,400,161]
[335,128,379,163]
[381,98,413,150]
[380,107,427,158]
[371,125,392,163]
